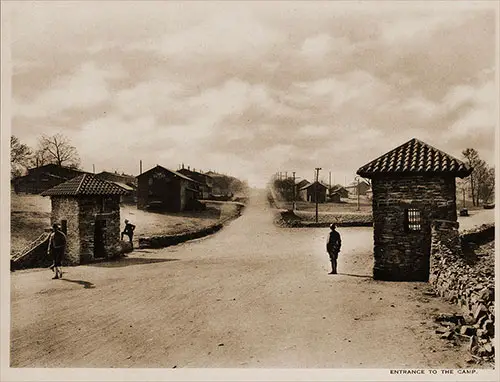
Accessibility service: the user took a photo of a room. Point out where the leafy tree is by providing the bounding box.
[10,135,32,178]
[36,133,81,169]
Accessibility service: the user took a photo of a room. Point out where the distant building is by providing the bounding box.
[294,179,310,201]
[328,191,342,203]
[12,164,86,194]
[205,171,233,198]
[136,165,200,212]
[177,166,213,199]
[299,181,328,203]
[329,185,349,199]
[95,171,138,204]
[41,174,128,264]
[346,180,371,196]
[357,138,471,281]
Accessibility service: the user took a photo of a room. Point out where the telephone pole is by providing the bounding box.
[292,171,296,211]
[315,167,321,223]
[355,176,360,211]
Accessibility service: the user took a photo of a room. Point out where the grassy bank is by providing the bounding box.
[10,193,239,256]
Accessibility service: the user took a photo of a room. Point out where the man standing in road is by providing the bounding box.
[48,223,66,279]
[121,219,136,245]
[326,223,341,274]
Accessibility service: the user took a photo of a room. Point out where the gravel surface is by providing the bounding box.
[11,190,476,368]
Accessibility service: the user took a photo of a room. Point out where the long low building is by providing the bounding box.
[12,164,87,194]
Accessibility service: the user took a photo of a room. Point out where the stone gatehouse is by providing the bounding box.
[357,138,471,281]
[41,174,128,265]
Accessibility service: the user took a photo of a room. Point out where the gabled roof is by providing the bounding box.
[137,165,199,183]
[112,181,135,192]
[357,138,471,178]
[41,174,129,196]
[300,181,328,191]
[295,179,310,186]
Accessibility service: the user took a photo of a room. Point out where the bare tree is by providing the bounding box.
[36,133,81,169]
[462,148,494,206]
[10,135,32,178]
[476,163,495,205]
[462,148,480,206]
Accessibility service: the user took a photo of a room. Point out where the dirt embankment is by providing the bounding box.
[138,202,245,249]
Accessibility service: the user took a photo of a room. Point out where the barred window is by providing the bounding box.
[405,208,421,232]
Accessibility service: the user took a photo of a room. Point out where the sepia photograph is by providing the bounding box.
[1,1,498,381]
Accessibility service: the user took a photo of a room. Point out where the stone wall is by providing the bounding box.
[51,196,80,265]
[371,175,457,281]
[79,196,121,263]
[430,221,495,358]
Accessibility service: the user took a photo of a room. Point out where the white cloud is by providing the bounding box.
[443,81,495,111]
[290,70,392,112]
[300,34,353,60]
[379,11,472,45]
[14,62,123,118]
[443,80,496,138]
[129,12,284,62]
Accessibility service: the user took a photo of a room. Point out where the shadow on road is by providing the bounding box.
[337,272,372,279]
[89,257,179,268]
[60,278,95,289]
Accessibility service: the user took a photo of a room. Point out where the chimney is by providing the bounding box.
[188,166,190,170]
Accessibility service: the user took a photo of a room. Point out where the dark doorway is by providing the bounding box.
[61,219,67,235]
[94,219,106,258]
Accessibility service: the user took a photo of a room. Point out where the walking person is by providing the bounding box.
[47,223,66,279]
[326,223,341,274]
[121,219,136,245]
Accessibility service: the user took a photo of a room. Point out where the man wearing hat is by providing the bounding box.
[121,219,136,245]
[47,223,66,279]
[326,223,342,274]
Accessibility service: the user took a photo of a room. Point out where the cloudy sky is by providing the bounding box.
[6,1,497,187]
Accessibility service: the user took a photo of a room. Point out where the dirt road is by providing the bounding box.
[11,190,470,368]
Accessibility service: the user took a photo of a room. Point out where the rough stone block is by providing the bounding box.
[473,303,488,322]
[483,320,494,336]
[460,326,476,336]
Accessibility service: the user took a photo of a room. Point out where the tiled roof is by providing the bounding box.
[357,138,471,178]
[41,174,129,196]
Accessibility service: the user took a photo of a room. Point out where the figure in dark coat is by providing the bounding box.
[48,223,66,279]
[326,223,341,274]
[121,219,136,244]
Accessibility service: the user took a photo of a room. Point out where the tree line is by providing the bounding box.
[10,133,80,178]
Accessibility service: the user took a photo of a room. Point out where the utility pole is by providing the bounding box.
[329,171,332,191]
[292,171,296,211]
[355,176,360,211]
[315,167,321,223]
